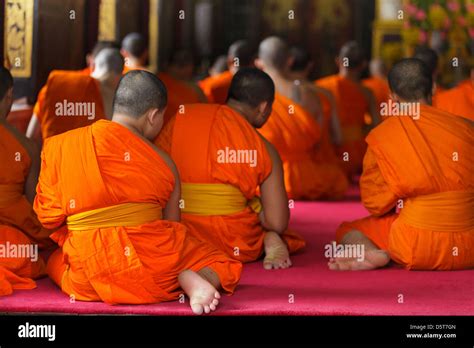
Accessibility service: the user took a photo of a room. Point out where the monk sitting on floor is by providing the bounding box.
[0,67,55,296]
[27,48,124,141]
[287,46,348,197]
[330,58,474,271]
[34,70,242,314]
[256,37,347,200]
[199,40,254,104]
[434,65,473,121]
[316,41,380,178]
[156,68,305,269]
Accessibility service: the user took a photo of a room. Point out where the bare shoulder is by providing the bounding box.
[147,139,180,177]
[257,133,282,166]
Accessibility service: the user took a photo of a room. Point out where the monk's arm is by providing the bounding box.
[361,86,381,127]
[259,138,290,234]
[26,115,40,139]
[360,148,398,216]
[320,87,343,146]
[27,86,46,139]
[24,140,41,204]
[156,147,181,222]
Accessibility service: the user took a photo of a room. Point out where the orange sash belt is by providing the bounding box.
[0,183,23,207]
[399,191,474,232]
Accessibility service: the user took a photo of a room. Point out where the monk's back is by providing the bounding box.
[42,120,174,215]
[0,124,30,186]
[367,105,473,195]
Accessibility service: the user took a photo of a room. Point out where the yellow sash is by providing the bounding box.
[398,191,474,232]
[0,183,23,207]
[181,183,261,216]
[67,202,162,231]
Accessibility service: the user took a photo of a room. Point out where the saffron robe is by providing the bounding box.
[158,72,207,125]
[336,105,474,270]
[0,124,50,296]
[316,74,371,176]
[434,80,474,121]
[33,70,106,139]
[34,120,241,304]
[198,71,233,104]
[155,104,305,262]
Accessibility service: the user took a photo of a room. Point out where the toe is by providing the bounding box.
[212,298,219,306]
[214,291,221,299]
[191,303,204,315]
[210,303,216,311]
[204,305,210,314]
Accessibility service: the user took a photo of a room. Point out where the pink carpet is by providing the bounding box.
[1,187,472,316]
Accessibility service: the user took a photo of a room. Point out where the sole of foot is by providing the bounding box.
[328,249,390,271]
[178,270,221,315]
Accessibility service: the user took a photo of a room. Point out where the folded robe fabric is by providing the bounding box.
[155,104,305,262]
[34,120,242,304]
[336,105,474,270]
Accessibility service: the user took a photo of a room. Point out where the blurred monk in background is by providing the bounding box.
[316,41,380,179]
[207,55,228,77]
[363,58,390,117]
[82,41,120,75]
[413,46,445,100]
[0,67,55,297]
[199,40,254,104]
[27,48,124,142]
[35,70,241,314]
[434,65,474,121]
[256,37,347,200]
[287,46,348,197]
[156,68,305,269]
[121,32,149,72]
[330,58,474,271]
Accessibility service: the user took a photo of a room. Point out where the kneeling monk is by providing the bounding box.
[155,68,305,269]
[0,67,53,296]
[34,70,242,314]
[330,58,474,271]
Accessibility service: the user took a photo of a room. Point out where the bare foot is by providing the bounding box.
[327,249,390,271]
[178,270,221,315]
[263,231,292,270]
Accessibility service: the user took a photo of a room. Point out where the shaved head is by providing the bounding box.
[113,70,167,118]
[258,36,289,70]
[91,48,124,78]
[388,58,432,101]
[369,58,386,77]
[91,41,120,58]
[227,67,275,108]
[338,41,365,69]
[228,40,253,67]
[289,46,311,72]
[121,32,147,59]
[0,66,13,101]
[413,46,438,76]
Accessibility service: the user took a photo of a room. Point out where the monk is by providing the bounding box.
[330,58,474,271]
[0,67,52,296]
[34,70,241,314]
[121,32,149,72]
[159,50,207,124]
[81,41,120,75]
[156,68,305,269]
[413,46,445,101]
[287,46,348,193]
[256,37,347,200]
[199,40,254,104]
[27,48,124,141]
[362,59,390,117]
[316,41,380,178]
[434,66,474,120]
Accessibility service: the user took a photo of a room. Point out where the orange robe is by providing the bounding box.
[316,75,370,176]
[155,104,305,262]
[158,72,207,124]
[336,105,474,270]
[434,80,474,120]
[33,70,106,139]
[362,77,390,116]
[34,120,241,304]
[0,124,50,296]
[258,93,347,200]
[198,71,233,104]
